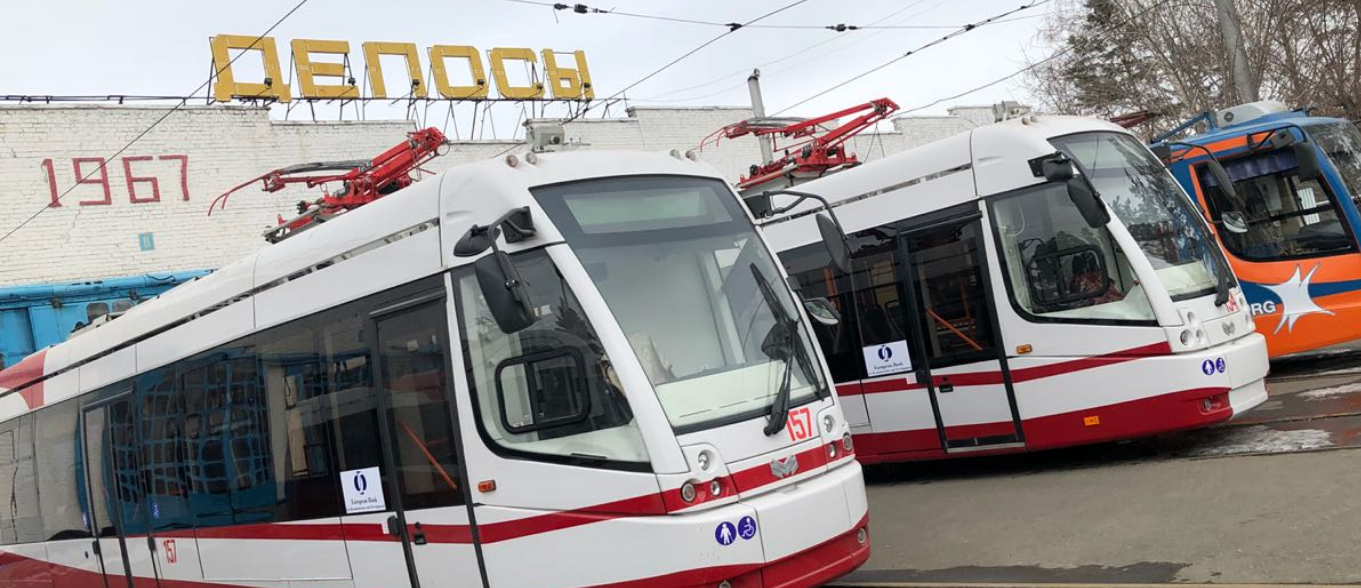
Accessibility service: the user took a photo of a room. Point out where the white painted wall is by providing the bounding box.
[0,103,1014,286]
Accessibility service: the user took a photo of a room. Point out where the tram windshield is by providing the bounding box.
[534,176,828,433]
[1053,132,1224,301]
[1308,122,1361,203]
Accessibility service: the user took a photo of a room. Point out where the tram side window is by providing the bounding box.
[1199,151,1355,261]
[0,416,40,545]
[137,368,194,532]
[781,242,863,383]
[35,400,88,541]
[258,317,343,521]
[848,229,916,362]
[906,221,998,366]
[179,342,275,527]
[990,183,1154,322]
[455,250,649,468]
[322,307,387,486]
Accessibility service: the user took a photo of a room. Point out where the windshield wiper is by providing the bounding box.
[750,263,799,436]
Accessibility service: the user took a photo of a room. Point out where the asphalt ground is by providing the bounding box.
[831,349,1361,587]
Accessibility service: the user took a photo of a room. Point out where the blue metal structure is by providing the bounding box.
[0,270,211,369]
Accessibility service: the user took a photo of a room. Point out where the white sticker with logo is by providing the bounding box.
[863,340,912,377]
[341,466,386,514]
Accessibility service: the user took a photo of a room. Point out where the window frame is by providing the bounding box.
[494,347,592,435]
[451,246,653,474]
[1197,155,1359,263]
[986,182,1160,328]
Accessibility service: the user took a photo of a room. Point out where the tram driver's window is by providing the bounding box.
[455,250,649,469]
[991,183,1154,322]
[1200,152,1354,261]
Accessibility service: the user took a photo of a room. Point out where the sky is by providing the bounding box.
[0,0,1054,140]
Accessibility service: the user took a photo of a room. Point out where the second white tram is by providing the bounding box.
[0,150,868,588]
[759,116,1271,463]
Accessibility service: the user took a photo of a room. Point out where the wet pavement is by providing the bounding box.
[833,349,1361,586]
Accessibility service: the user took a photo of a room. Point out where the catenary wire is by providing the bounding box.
[492,0,813,157]
[0,0,313,246]
[771,0,1053,115]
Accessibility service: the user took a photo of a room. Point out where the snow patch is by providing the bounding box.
[1300,382,1361,400]
[1186,426,1333,457]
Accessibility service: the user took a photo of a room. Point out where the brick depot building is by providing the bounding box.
[0,102,1014,366]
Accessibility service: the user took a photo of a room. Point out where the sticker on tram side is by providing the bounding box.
[738,516,757,540]
[1201,358,1226,376]
[715,522,737,546]
[341,467,387,514]
[863,340,912,377]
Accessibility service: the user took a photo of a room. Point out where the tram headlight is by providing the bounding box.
[842,433,854,453]
[696,450,712,471]
[709,479,723,497]
[680,482,697,503]
[822,413,836,433]
[1179,330,1192,345]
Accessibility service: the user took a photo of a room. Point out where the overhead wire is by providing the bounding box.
[901,0,1183,115]
[491,0,814,158]
[771,0,1054,116]
[500,0,1010,31]
[0,0,313,246]
[635,0,942,103]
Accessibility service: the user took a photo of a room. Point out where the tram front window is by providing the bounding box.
[1308,122,1361,204]
[1199,144,1355,261]
[534,176,828,433]
[1053,132,1222,300]
[992,182,1155,322]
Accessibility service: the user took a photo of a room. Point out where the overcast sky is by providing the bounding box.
[0,0,1052,138]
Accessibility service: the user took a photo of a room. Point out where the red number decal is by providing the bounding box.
[163,539,177,564]
[41,159,61,208]
[123,156,161,203]
[786,406,813,442]
[72,157,112,206]
[159,154,190,200]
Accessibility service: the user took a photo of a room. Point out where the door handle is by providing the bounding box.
[91,540,101,556]
[412,522,427,546]
[386,515,403,538]
[148,536,157,552]
[938,378,954,393]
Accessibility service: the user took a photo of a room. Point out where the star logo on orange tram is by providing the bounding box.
[1262,263,1333,334]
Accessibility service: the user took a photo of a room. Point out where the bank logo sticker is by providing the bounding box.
[341,467,386,514]
[863,340,912,377]
[1261,263,1333,333]
[738,516,758,540]
[715,522,737,546]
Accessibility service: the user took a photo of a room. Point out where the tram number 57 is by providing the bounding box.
[787,406,813,442]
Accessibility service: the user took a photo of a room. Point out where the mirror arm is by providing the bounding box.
[760,189,850,238]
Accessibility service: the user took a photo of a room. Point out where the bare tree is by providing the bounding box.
[1025,0,1361,136]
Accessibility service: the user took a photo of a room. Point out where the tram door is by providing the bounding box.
[82,394,163,588]
[351,295,485,588]
[900,211,1023,451]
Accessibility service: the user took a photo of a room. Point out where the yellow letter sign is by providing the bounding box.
[291,39,358,99]
[211,35,290,103]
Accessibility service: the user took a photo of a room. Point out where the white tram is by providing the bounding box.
[758,116,1271,463]
[0,150,869,588]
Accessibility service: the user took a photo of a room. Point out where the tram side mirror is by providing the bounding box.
[816,213,852,274]
[1065,177,1111,228]
[1293,142,1323,181]
[474,251,538,334]
[1041,156,1076,182]
[803,297,841,326]
[1221,211,1250,234]
[743,193,773,218]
